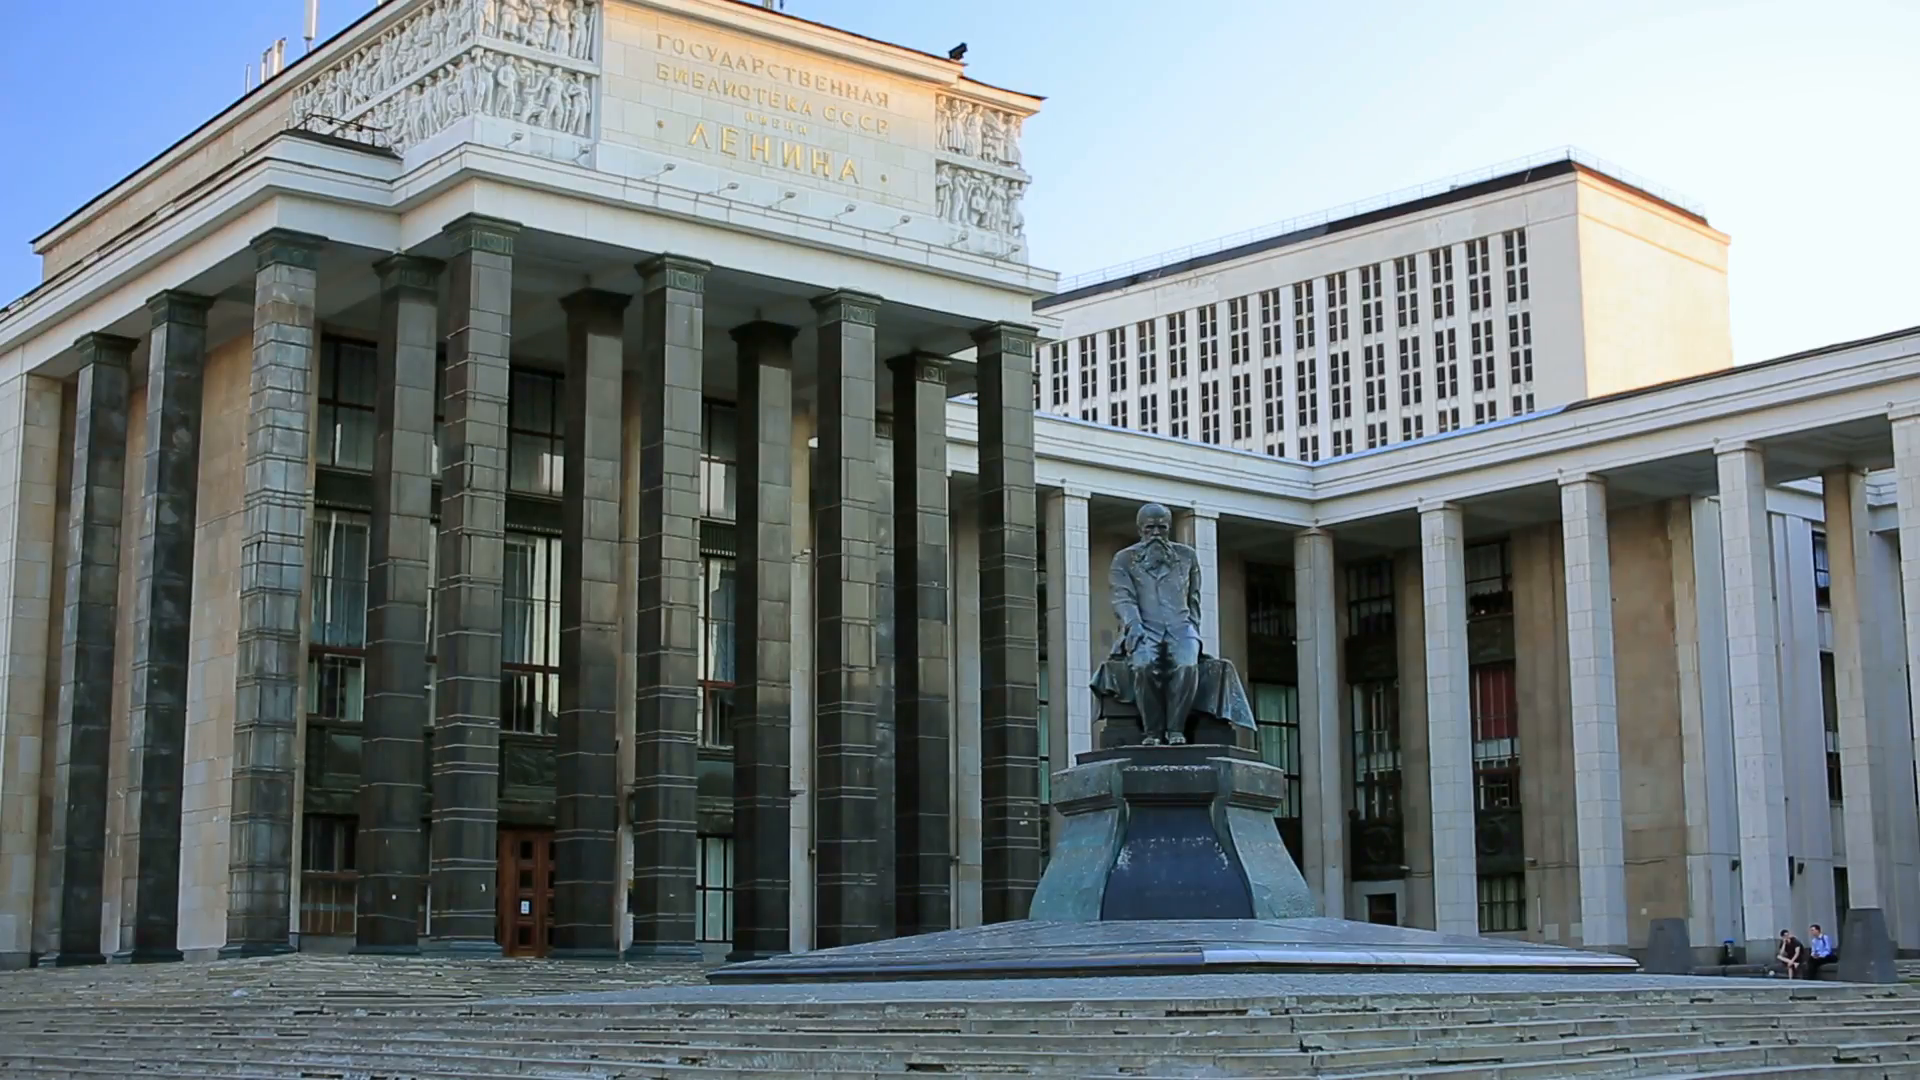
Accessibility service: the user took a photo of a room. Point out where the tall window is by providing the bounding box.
[1330,429,1353,457]
[701,401,737,521]
[1478,873,1525,932]
[299,815,358,937]
[508,370,564,496]
[1199,379,1221,444]
[1469,319,1495,393]
[1258,288,1282,358]
[1393,255,1420,329]
[309,510,369,724]
[1295,351,1319,427]
[316,340,376,471]
[1112,398,1130,429]
[1048,341,1068,407]
[1812,531,1832,606]
[1348,558,1400,826]
[1135,320,1158,386]
[1107,327,1129,394]
[1328,351,1352,421]
[1503,228,1530,303]
[1077,335,1097,401]
[502,532,562,734]
[1362,343,1386,414]
[1296,434,1320,462]
[1169,385,1190,440]
[1230,372,1252,442]
[1166,312,1189,379]
[695,835,735,942]
[1140,393,1159,433]
[1196,305,1219,372]
[1434,328,1459,399]
[698,556,736,747]
[1291,281,1316,350]
[1466,541,1518,810]
[1358,264,1383,336]
[1398,337,1423,407]
[1255,684,1301,820]
[1401,415,1425,441]
[1466,237,1493,313]
[1429,247,1455,320]
[1507,311,1534,416]
[1262,366,1283,435]
[1821,650,1841,802]
[1325,272,1350,342]
[1227,296,1250,366]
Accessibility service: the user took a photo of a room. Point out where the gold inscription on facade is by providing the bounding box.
[688,121,859,183]
[655,63,892,136]
[654,33,892,109]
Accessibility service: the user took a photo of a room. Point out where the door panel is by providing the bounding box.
[497,828,555,957]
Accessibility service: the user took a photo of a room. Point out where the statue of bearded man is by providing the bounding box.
[1109,503,1204,745]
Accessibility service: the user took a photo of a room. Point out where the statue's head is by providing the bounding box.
[1136,503,1173,542]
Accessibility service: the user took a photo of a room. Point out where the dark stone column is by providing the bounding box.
[428,214,516,954]
[115,289,213,964]
[873,417,896,940]
[626,255,707,960]
[811,289,882,949]
[974,321,1042,925]
[354,254,441,955]
[224,229,323,957]
[40,333,135,967]
[728,320,795,963]
[552,288,629,959]
[888,352,953,937]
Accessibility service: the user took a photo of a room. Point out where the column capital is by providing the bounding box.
[1045,484,1091,503]
[1177,505,1220,522]
[1416,498,1463,517]
[373,254,444,294]
[145,289,213,327]
[885,350,948,385]
[443,214,520,256]
[811,289,881,325]
[1558,471,1606,489]
[1296,525,1334,543]
[730,320,800,357]
[638,254,711,293]
[250,228,326,272]
[970,321,1039,356]
[558,287,633,319]
[70,332,139,368]
[1889,402,1920,424]
[1713,438,1761,458]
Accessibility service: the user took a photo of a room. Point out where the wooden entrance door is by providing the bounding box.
[497,828,555,957]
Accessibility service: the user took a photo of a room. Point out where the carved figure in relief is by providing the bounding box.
[569,1,593,59]
[960,101,981,156]
[482,0,499,36]
[493,53,521,117]
[529,0,553,52]
[934,168,952,223]
[1008,181,1026,237]
[1005,116,1023,167]
[980,107,1006,165]
[498,0,526,44]
[565,77,591,136]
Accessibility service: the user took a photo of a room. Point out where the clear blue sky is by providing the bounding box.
[2,0,1914,362]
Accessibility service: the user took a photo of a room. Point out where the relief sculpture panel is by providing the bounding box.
[289,0,599,157]
[933,94,1028,242]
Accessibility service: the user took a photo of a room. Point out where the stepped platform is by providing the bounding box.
[3,952,1920,1077]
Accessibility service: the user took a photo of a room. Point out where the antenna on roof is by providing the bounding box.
[761,0,784,8]
[261,38,288,80]
[303,0,319,53]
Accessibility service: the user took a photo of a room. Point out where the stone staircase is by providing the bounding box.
[2,956,1919,1078]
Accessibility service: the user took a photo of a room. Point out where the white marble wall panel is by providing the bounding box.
[1043,488,1093,832]
[1420,503,1477,936]
[1560,477,1628,949]
[1293,528,1343,917]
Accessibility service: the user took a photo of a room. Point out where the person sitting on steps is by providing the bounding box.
[1775,929,1809,979]
[1807,924,1838,978]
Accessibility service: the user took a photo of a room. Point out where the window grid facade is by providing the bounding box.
[1107,327,1129,394]
[1263,366,1283,436]
[1362,343,1387,415]
[1347,561,1399,824]
[1325,272,1350,343]
[1398,337,1423,407]
[1503,228,1530,303]
[1329,351,1352,421]
[1199,379,1221,444]
[1434,328,1459,400]
[1429,246,1455,320]
[316,340,376,471]
[1077,334,1097,402]
[1227,296,1250,366]
[1048,341,1068,407]
[1297,433,1320,462]
[1112,398,1130,430]
[1478,874,1526,933]
[1466,237,1493,313]
[1136,320,1159,386]
[508,369,564,496]
[502,532,563,735]
[1508,311,1535,416]
[1230,372,1252,443]
[1292,281,1316,351]
[1169,385,1190,440]
[1140,393,1159,433]
[1167,311,1189,380]
[1358,264,1384,337]
[1394,255,1421,329]
[1259,289,1283,359]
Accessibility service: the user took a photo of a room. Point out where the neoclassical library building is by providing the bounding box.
[0,0,1917,971]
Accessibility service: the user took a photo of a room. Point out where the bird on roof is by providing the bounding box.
[949,43,968,61]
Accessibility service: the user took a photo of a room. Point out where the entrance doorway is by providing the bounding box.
[497,828,555,957]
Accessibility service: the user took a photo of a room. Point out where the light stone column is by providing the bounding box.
[812,290,883,948]
[1829,463,1920,941]
[951,488,984,928]
[1293,527,1344,918]
[891,352,953,937]
[1419,502,1478,937]
[224,229,324,957]
[552,288,629,959]
[786,409,814,954]
[355,255,440,955]
[0,372,62,970]
[1671,496,1741,953]
[1715,443,1792,959]
[627,254,708,959]
[1892,409,1920,946]
[39,336,133,967]
[1175,507,1222,656]
[1042,487,1093,844]
[1559,476,1629,950]
[428,215,517,955]
[118,289,215,964]
[731,321,796,962]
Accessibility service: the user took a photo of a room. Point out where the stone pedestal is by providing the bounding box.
[1031,745,1314,922]
[1839,907,1898,984]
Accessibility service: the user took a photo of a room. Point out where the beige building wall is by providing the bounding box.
[1217,553,1249,674]
[1573,175,1734,399]
[1512,525,1579,945]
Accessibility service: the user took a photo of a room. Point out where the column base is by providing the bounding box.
[622,942,703,961]
[218,941,295,960]
[109,947,184,965]
[548,946,621,961]
[36,951,106,968]
[350,942,422,957]
[420,938,504,958]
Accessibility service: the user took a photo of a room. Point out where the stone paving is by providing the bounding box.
[1,953,1918,1077]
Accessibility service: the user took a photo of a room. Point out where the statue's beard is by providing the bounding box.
[1140,535,1173,571]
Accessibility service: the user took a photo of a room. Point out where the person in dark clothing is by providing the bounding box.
[1807,924,1838,978]
[1776,929,1809,979]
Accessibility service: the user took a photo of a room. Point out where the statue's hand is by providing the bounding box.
[1120,621,1143,653]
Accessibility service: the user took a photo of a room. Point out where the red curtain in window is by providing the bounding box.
[1470,662,1517,742]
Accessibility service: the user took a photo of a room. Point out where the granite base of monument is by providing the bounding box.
[713,746,1640,984]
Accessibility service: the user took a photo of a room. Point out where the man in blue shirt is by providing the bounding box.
[1808,923,1837,978]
